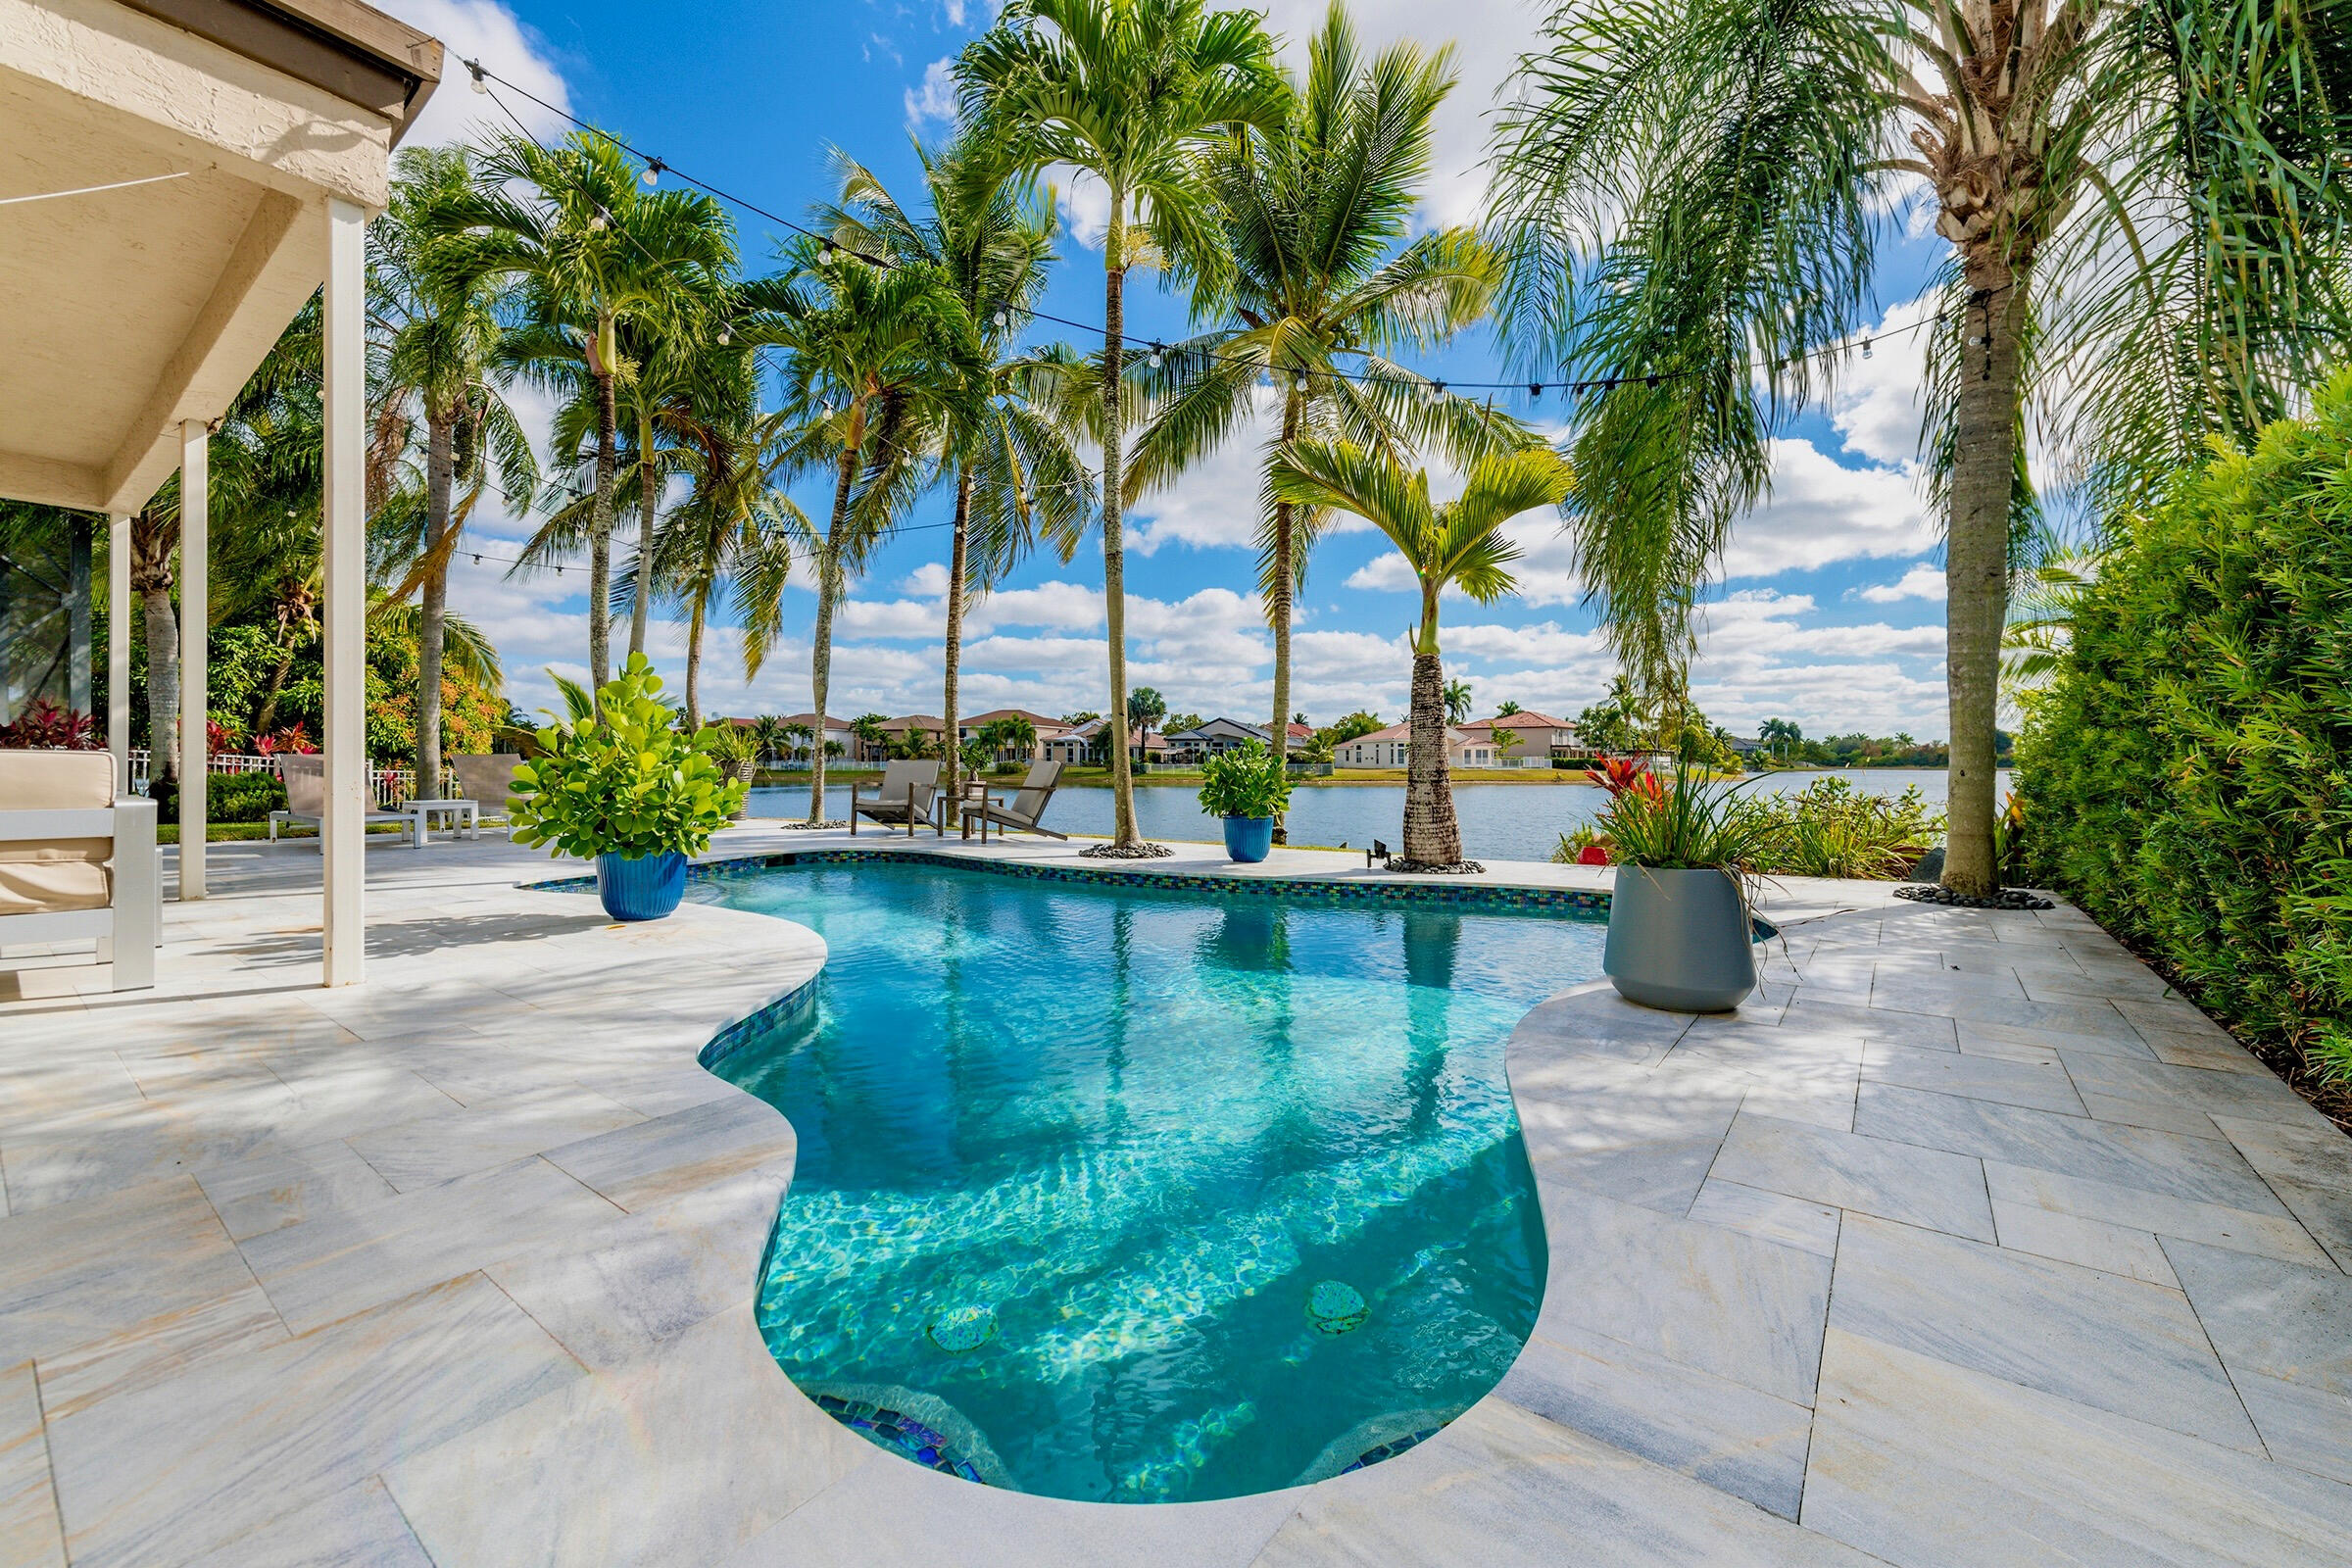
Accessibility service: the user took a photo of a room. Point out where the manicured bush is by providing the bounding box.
[206,771,289,824]
[2016,369,2352,1082]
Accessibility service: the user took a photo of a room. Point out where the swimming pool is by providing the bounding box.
[698,857,1604,1503]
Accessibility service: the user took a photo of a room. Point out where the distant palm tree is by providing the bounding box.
[444,129,734,693]
[1487,0,2348,894]
[1494,700,1522,717]
[850,712,891,761]
[751,713,791,767]
[960,0,1288,851]
[1126,686,1168,747]
[1131,4,1504,762]
[1758,717,1802,765]
[1271,439,1571,865]
[1443,678,1472,725]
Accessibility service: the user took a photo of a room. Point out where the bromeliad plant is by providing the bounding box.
[1588,755,1776,873]
[510,654,746,861]
[1197,740,1295,820]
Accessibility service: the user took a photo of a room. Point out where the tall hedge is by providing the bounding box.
[2016,370,2352,1081]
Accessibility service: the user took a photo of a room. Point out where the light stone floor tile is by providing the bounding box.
[1830,1214,2260,1451]
[1778,997,1959,1048]
[236,1154,621,1334]
[2263,1176,2352,1275]
[2015,964,2178,1003]
[1687,1179,1841,1258]
[177,1478,433,1568]
[484,1166,785,1372]
[2142,1031,2267,1072]
[1532,1183,1831,1406]
[31,1281,289,1421]
[0,1359,65,1568]
[2059,1050,2316,1128]
[2209,1113,2352,1195]
[1802,1327,2352,1568]
[1960,1017,2158,1062]
[0,1177,259,1365]
[1496,1316,1815,1517]
[1854,1082,2281,1212]
[2074,1090,2223,1139]
[1984,1159,2328,1268]
[384,1304,860,1568]
[193,1141,400,1243]
[1862,1039,2086,1115]
[347,1084,648,1193]
[1248,1396,1877,1567]
[1990,1200,2179,1288]
[44,1275,580,1568]
[1711,1112,1995,1242]
[2164,1240,2352,1468]
[541,1092,796,1213]
[1872,968,2032,1006]
[2116,996,2237,1048]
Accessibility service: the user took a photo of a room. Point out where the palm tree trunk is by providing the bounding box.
[630,410,656,659]
[1100,195,1142,848]
[808,439,859,825]
[1268,385,1303,845]
[254,632,297,739]
[1942,265,2026,897]
[139,583,178,783]
[1402,589,1462,866]
[589,361,618,694]
[685,595,707,732]
[416,407,455,801]
[942,466,973,824]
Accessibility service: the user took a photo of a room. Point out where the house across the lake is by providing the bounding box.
[1458,710,1584,767]
[1330,722,1495,769]
[1162,717,1313,761]
[1044,717,1168,765]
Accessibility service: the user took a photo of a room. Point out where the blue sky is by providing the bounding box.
[387,0,1963,741]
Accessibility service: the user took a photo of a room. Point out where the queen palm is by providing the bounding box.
[818,138,1094,815]
[1270,439,1571,866]
[372,145,538,796]
[445,130,733,694]
[741,239,982,822]
[1133,5,1505,765]
[650,400,801,731]
[1487,0,2348,895]
[958,0,1288,853]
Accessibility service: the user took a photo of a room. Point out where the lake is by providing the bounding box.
[747,767,2009,865]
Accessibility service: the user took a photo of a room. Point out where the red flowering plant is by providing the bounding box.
[255,723,318,757]
[205,718,244,757]
[0,700,102,751]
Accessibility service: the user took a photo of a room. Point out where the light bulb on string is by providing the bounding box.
[642,159,663,187]
[717,325,731,346]
[994,309,1008,329]
[467,61,487,94]
[1148,343,1163,368]
[588,211,607,231]
[1293,372,1308,393]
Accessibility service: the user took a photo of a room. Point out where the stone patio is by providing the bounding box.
[3,822,2350,1565]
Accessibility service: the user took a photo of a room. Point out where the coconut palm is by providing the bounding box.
[1270,439,1572,865]
[1133,4,1508,763]
[1758,716,1802,765]
[739,237,983,822]
[1443,678,1473,725]
[1487,0,2349,895]
[817,137,1095,815]
[958,0,1289,853]
[441,129,734,694]
[372,145,540,797]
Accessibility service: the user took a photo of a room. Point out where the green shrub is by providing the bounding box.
[206,770,289,824]
[1197,741,1294,819]
[1755,778,1942,879]
[510,655,746,861]
[2016,368,2352,1082]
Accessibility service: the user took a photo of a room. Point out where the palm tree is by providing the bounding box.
[372,145,540,797]
[741,237,982,822]
[1443,677,1473,725]
[1125,685,1168,756]
[1759,716,1802,765]
[817,138,1095,816]
[958,0,1288,853]
[850,712,891,762]
[1270,439,1571,865]
[1132,4,1504,764]
[444,129,733,694]
[1487,0,2349,895]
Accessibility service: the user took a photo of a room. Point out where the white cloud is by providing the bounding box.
[1824,294,1941,467]
[905,58,958,129]
[1857,564,1946,604]
[1720,439,1936,579]
[380,0,573,148]
[1051,166,1113,251]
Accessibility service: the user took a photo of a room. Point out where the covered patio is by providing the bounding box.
[0,0,442,984]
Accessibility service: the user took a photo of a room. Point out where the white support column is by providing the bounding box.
[109,514,131,796]
[321,197,368,986]
[178,419,208,900]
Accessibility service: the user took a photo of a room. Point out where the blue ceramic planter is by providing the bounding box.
[1222,815,1276,863]
[597,850,688,921]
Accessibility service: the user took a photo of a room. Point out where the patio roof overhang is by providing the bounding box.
[0,0,439,514]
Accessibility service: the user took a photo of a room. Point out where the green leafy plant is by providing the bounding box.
[509,654,745,861]
[1197,740,1295,820]
[1755,778,1943,880]
[1590,756,1777,871]
[207,771,289,825]
[2018,371,2352,1083]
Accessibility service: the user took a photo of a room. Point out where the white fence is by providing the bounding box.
[128,749,441,808]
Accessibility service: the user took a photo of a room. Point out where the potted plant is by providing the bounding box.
[1198,740,1294,863]
[1590,756,1773,1011]
[510,655,747,921]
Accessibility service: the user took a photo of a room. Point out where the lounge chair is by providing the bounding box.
[851,760,942,837]
[449,754,528,840]
[963,760,1066,844]
[0,749,159,991]
[268,756,417,847]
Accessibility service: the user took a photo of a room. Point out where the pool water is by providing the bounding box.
[700,859,1603,1503]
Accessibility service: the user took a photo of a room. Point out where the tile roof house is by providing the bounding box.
[1043,717,1167,764]
[1458,710,1582,766]
[1330,722,1496,769]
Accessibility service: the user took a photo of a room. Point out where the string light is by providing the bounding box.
[717,324,732,346]
[587,211,607,231]
[1148,343,1163,368]
[642,158,664,187]
[467,59,487,94]
[1861,337,1874,360]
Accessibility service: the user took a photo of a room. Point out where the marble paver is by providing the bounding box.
[2,822,2350,1563]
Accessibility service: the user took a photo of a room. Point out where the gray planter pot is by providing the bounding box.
[1603,864,1758,1012]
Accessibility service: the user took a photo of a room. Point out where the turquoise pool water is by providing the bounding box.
[700,858,1603,1503]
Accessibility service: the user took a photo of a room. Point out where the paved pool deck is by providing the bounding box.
[3,822,2350,1565]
